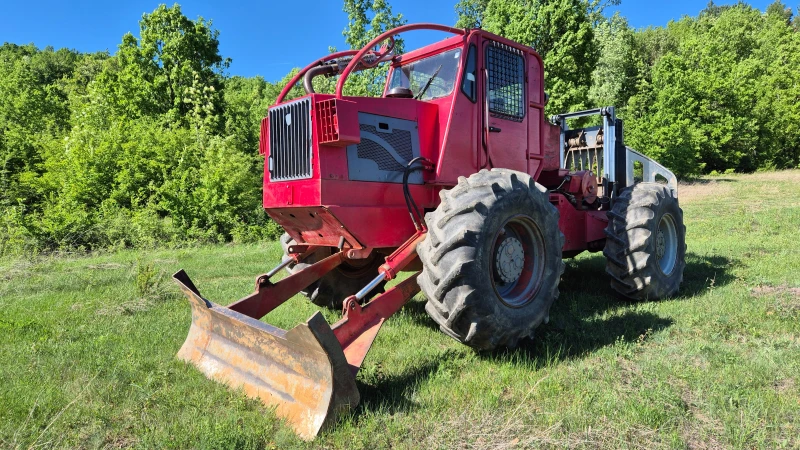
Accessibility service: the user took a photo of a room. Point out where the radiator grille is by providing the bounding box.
[268,97,313,181]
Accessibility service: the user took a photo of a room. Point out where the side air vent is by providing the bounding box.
[346,113,422,184]
[268,97,313,181]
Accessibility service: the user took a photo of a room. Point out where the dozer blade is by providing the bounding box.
[173,270,359,440]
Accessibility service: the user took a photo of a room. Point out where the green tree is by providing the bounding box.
[139,4,229,126]
[222,76,274,153]
[752,1,800,169]
[340,0,406,97]
[625,4,771,176]
[0,44,75,208]
[90,4,229,129]
[588,13,638,108]
[455,0,489,28]
[472,0,598,115]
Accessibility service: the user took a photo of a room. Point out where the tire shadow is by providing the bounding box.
[355,251,736,415]
[485,251,737,364]
[677,252,739,298]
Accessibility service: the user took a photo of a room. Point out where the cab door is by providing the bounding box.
[481,39,528,172]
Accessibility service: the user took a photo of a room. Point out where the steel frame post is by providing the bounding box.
[329,230,428,374]
[228,251,346,319]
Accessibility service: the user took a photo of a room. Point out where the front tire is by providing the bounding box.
[603,183,686,300]
[418,169,565,351]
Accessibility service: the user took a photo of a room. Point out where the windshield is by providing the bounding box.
[388,48,462,101]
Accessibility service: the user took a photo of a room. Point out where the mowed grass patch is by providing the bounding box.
[1,171,799,449]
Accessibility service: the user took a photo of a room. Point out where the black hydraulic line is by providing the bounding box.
[403,157,431,231]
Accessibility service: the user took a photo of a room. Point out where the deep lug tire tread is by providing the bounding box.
[418,168,565,351]
[603,183,687,301]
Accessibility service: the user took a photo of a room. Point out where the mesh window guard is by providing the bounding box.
[486,42,525,122]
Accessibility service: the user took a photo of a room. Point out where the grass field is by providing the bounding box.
[1,171,799,449]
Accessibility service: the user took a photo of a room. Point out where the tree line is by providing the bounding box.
[1,1,798,255]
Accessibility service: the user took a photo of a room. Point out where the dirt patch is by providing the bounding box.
[679,390,726,450]
[773,378,796,394]
[678,179,735,202]
[753,285,800,318]
[96,298,151,316]
[435,410,669,450]
[86,262,124,270]
[103,433,138,449]
[152,258,178,265]
[617,357,644,391]
[752,285,800,298]
[689,356,710,371]
[0,259,37,282]
[678,170,800,203]
[743,170,800,183]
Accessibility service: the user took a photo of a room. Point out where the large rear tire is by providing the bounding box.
[418,169,565,351]
[280,233,386,309]
[603,183,686,300]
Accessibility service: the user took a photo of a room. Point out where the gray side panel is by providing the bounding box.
[347,113,422,184]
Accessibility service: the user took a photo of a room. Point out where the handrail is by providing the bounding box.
[334,23,467,99]
[274,49,360,105]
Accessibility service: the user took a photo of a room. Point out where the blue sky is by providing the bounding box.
[0,0,782,83]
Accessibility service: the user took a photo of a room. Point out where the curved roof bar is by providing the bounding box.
[334,23,467,99]
[274,49,360,105]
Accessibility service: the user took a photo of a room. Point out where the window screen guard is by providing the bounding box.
[486,42,525,122]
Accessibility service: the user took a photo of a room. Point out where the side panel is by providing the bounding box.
[552,193,587,255]
[541,123,562,172]
[322,180,435,248]
[263,94,440,249]
[550,193,609,257]
[346,113,423,184]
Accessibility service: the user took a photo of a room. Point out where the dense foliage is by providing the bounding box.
[1,1,798,255]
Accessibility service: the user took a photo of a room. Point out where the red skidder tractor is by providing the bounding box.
[173,23,686,439]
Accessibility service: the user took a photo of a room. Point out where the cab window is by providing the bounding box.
[486,43,525,121]
[389,48,463,101]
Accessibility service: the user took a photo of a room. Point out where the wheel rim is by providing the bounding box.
[656,213,678,275]
[491,215,546,308]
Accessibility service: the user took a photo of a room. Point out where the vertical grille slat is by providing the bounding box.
[304,101,311,176]
[268,97,313,181]
[294,102,300,177]
[306,101,311,175]
[290,102,295,178]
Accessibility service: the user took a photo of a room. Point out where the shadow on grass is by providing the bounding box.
[678,252,738,298]
[355,251,736,416]
[354,350,460,415]
[398,297,441,332]
[680,176,738,185]
[509,252,735,359]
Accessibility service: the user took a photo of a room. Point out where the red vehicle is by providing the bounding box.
[173,23,686,439]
